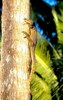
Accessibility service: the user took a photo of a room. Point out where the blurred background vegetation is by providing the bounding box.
[0,0,63,100]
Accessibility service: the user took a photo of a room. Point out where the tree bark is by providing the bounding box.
[0,0,31,100]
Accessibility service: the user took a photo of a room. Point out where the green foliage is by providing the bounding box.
[52,8,63,43]
[31,33,60,100]
[30,2,63,99]
[51,5,63,98]
[31,74,52,100]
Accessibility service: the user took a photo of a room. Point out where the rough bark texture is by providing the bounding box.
[0,0,30,100]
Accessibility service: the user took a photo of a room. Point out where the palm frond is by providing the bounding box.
[31,33,60,99]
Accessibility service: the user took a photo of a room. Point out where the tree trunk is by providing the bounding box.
[0,0,31,100]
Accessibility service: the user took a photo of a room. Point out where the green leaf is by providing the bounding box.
[31,33,59,99]
[31,74,52,100]
[52,7,63,43]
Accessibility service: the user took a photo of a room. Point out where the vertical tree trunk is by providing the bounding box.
[0,0,31,100]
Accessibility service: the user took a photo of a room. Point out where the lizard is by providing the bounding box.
[23,18,37,82]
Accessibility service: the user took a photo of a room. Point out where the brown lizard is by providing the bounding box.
[23,18,37,82]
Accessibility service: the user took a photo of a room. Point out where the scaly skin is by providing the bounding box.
[23,18,37,82]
